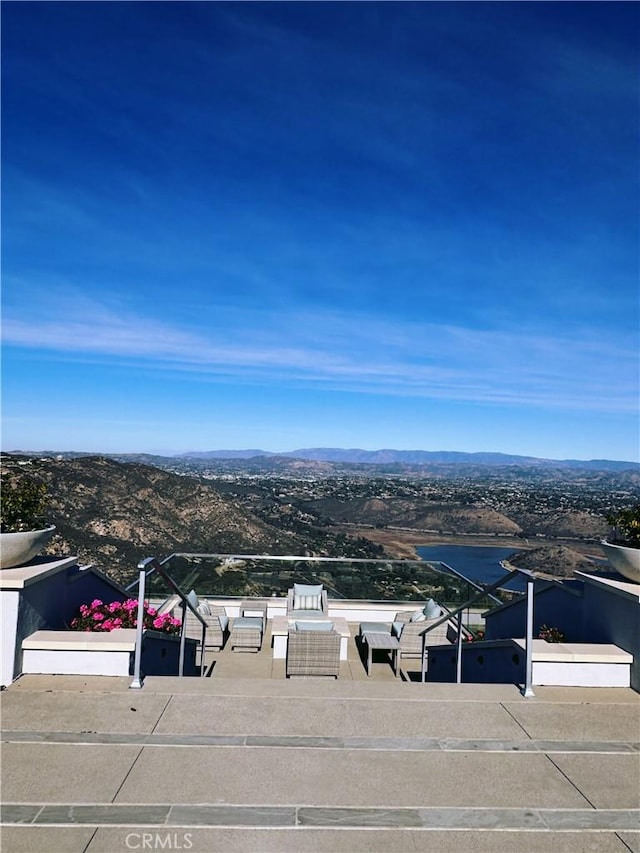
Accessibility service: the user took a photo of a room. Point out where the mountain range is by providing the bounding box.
[179,448,638,471]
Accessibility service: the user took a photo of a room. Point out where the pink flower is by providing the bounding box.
[152,617,164,629]
[79,605,90,617]
[90,599,103,609]
[108,601,122,613]
[113,617,123,627]
[102,619,114,631]
[146,607,157,617]
[92,612,104,621]
[123,599,138,611]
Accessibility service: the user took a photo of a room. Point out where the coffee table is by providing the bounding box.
[362,631,400,677]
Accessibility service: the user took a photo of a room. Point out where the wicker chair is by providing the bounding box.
[178,602,229,651]
[286,585,329,619]
[393,611,453,659]
[286,628,340,678]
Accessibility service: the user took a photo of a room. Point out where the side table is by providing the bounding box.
[362,631,400,677]
[240,600,268,622]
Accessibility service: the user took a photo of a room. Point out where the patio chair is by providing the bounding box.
[393,609,453,659]
[286,627,340,678]
[286,582,328,619]
[174,593,229,651]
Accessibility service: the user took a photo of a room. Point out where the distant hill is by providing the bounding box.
[178,448,639,471]
[0,455,304,584]
[505,545,600,578]
[180,449,275,459]
[7,448,638,472]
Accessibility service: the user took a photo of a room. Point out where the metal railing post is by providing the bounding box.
[200,623,206,677]
[178,600,187,677]
[130,566,147,689]
[456,612,463,684]
[522,576,535,698]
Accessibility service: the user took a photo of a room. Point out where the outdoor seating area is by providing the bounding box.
[199,615,424,681]
[155,585,462,680]
[178,595,455,681]
[170,588,455,679]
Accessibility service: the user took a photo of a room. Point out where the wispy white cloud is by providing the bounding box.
[3,295,636,414]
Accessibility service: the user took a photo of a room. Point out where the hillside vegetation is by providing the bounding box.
[304,496,522,535]
[3,451,636,587]
[1,456,301,584]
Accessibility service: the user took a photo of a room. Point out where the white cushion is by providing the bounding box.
[186,589,199,610]
[410,611,426,623]
[360,622,391,635]
[423,599,441,619]
[293,583,323,597]
[217,614,229,633]
[295,620,333,632]
[196,600,211,617]
[233,616,263,630]
[392,621,404,637]
[293,593,321,611]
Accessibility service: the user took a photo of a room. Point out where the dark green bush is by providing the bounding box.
[0,475,49,532]
[606,504,640,548]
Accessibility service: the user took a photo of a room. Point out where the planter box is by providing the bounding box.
[22,629,137,676]
[20,628,199,678]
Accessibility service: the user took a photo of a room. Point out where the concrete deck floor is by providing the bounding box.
[1,623,639,852]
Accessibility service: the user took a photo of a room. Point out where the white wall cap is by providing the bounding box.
[512,638,633,664]
[0,557,78,590]
[22,628,137,652]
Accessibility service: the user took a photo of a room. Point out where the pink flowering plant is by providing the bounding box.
[69,598,181,634]
[463,629,485,642]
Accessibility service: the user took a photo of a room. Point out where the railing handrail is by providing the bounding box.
[419,566,536,696]
[129,557,208,688]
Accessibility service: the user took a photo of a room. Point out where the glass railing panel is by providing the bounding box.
[143,554,517,610]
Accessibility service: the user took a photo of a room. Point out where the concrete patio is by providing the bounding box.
[1,618,639,853]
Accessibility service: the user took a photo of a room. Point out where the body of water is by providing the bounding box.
[416,544,526,591]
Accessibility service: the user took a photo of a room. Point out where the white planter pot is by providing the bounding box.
[600,540,640,583]
[0,526,57,569]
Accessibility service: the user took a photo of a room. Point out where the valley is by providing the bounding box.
[1,451,638,588]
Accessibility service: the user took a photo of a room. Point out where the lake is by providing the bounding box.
[416,544,526,591]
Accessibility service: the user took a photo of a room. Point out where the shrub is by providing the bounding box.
[0,474,49,533]
[538,624,565,643]
[606,505,640,548]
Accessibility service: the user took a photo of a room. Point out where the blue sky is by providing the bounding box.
[2,2,638,461]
